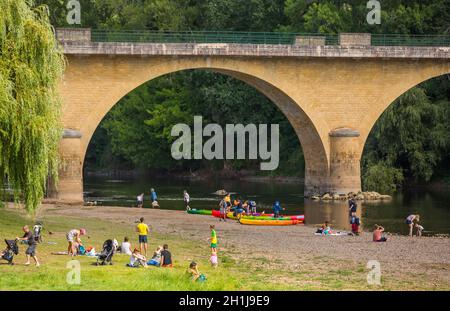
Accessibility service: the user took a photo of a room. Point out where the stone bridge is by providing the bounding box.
[55,28,450,202]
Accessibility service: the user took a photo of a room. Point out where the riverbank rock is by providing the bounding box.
[308,191,392,202]
[322,193,332,200]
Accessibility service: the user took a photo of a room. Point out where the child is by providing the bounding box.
[16,225,40,267]
[188,261,206,282]
[415,223,424,237]
[147,246,162,266]
[210,225,218,252]
[243,201,250,215]
[160,244,172,267]
[351,217,360,235]
[128,248,147,267]
[210,249,218,268]
[121,237,132,255]
[249,200,257,214]
[272,201,284,218]
[219,199,227,222]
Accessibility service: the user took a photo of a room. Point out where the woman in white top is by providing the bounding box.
[121,237,132,255]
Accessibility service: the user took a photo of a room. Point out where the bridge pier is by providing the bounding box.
[52,133,84,203]
[304,128,362,196]
[327,128,362,195]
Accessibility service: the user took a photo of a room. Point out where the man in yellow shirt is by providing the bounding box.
[136,217,149,256]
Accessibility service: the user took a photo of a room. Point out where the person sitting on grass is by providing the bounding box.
[373,225,387,242]
[188,261,206,282]
[210,249,218,268]
[127,248,147,268]
[16,225,40,267]
[66,228,86,257]
[147,246,163,266]
[160,244,172,267]
[121,237,132,255]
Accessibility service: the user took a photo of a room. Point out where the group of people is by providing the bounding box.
[313,195,424,242]
[217,194,256,221]
[136,188,159,208]
[217,193,285,221]
[126,216,216,282]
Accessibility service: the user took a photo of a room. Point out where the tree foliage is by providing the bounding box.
[0,0,65,213]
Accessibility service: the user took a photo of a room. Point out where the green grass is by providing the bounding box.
[0,208,300,290]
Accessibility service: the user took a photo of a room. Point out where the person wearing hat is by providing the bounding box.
[66,228,87,257]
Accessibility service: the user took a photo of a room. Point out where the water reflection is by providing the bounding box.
[304,200,362,231]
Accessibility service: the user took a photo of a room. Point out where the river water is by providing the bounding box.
[84,176,450,235]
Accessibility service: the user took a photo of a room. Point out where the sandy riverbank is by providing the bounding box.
[36,203,450,289]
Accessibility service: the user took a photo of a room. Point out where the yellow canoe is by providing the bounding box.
[239,218,300,226]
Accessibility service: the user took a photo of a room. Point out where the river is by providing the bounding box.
[84,176,450,236]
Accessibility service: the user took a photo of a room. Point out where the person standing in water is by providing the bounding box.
[150,188,159,208]
[183,190,190,211]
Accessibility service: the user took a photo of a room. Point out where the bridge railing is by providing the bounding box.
[84,29,450,47]
[371,34,450,46]
[90,29,339,45]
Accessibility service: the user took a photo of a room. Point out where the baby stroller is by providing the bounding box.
[96,239,115,266]
[1,239,19,265]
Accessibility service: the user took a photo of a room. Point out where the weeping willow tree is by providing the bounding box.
[0,0,65,214]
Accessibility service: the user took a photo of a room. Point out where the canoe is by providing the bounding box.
[187,209,213,215]
[226,212,304,222]
[243,215,304,221]
[239,218,300,226]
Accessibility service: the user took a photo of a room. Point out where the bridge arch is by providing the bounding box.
[58,55,330,201]
[359,61,450,148]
